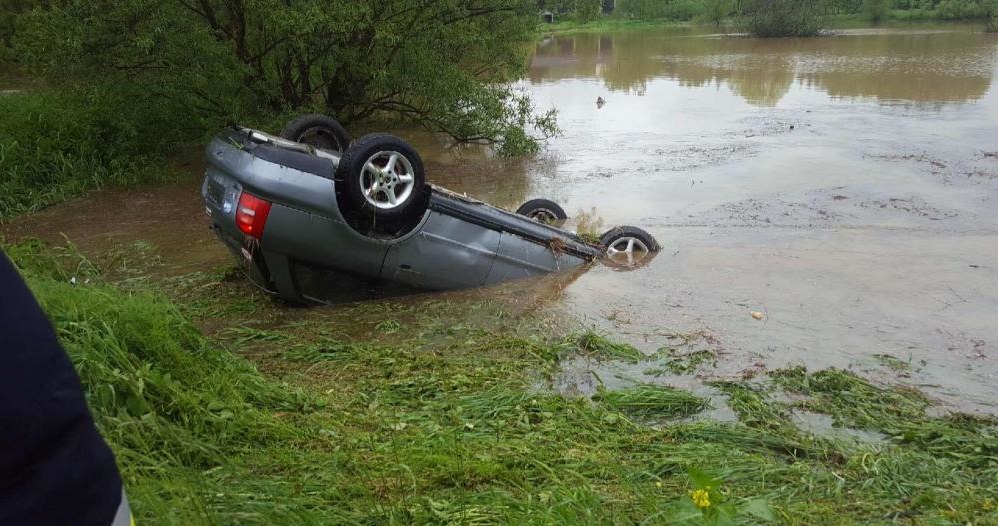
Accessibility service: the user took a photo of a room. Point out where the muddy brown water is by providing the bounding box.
[4,24,998,415]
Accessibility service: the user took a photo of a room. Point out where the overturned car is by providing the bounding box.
[202,115,658,304]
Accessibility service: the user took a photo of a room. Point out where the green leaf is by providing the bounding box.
[688,467,723,490]
[740,498,777,521]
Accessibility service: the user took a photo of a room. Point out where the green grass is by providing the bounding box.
[7,239,998,525]
[594,384,711,419]
[563,331,647,363]
[0,89,192,218]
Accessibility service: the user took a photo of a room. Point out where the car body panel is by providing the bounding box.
[262,204,392,279]
[381,211,502,290]
[486,232,588,285]
[206,133,341,219]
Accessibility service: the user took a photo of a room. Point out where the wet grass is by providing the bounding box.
[594,384,711,420]
[659,348,718,375]
[7,239,998,525]
[566,331,646,363]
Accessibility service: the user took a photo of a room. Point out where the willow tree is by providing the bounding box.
[16,0,556,153]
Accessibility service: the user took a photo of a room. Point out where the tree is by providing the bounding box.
[15,0,557,154]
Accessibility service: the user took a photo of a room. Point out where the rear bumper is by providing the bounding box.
[208,218,277,296]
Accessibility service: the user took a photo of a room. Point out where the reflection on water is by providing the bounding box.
[531,27,997,105]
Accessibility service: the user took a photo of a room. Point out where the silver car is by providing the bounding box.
[201,115,659,304]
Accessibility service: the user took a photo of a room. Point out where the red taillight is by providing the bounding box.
[235,192,272,239]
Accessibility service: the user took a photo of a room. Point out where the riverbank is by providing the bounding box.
[7,238,997,525]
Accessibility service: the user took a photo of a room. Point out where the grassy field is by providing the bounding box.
[5,238,997,525]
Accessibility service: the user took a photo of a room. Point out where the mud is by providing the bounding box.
[4,24,998,415]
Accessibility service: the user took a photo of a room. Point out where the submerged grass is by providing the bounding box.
[7,239,998,525]
[594,384,711,419]
[565,331,647,363]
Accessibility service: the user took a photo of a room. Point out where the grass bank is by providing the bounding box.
[0,90,187,218]
[7,239,998,525]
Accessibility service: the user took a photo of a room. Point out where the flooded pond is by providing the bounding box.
[5,24,998,414]
[520,24,998,415]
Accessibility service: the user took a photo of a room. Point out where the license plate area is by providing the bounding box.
[207,179,225,207]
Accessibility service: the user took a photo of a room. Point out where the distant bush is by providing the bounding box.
[862,0,889,20]
[934,0,991,17]
[987,0,998,30]
[566,0,604,21]
[538,0,603,21]
[619,0,703,20]
[741,0,826,36]
[697,0,737,25]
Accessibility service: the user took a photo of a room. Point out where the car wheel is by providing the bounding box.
[337,133,428,221]
[516,198,568,224]
[599,226,659,267]
[281,114,351,154]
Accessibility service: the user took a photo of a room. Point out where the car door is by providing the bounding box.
[380,211,500,290]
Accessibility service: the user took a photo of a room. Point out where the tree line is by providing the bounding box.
[555,0,998,35]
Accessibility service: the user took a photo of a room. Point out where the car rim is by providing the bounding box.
[361,151,416,210]
[298,128,343,153]
[606,236,650,266]
[528,208,558,223]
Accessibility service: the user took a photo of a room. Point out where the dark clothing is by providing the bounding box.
[0,250,123,526]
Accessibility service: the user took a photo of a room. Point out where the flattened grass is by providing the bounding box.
[594,384,711,419]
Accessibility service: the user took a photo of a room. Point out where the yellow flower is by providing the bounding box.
[690,489,711,509]
[984,498,994,511]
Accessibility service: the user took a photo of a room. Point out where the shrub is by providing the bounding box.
[862,0,889,21]
[741,0,826,37]
[935,0,990,18]
[619,0,702,19]
[698,0,736,25]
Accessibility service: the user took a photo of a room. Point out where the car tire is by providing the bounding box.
[337,133,428,222]
[516,198,568,224]
[600,226,659,265]
[281,114,351,154]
